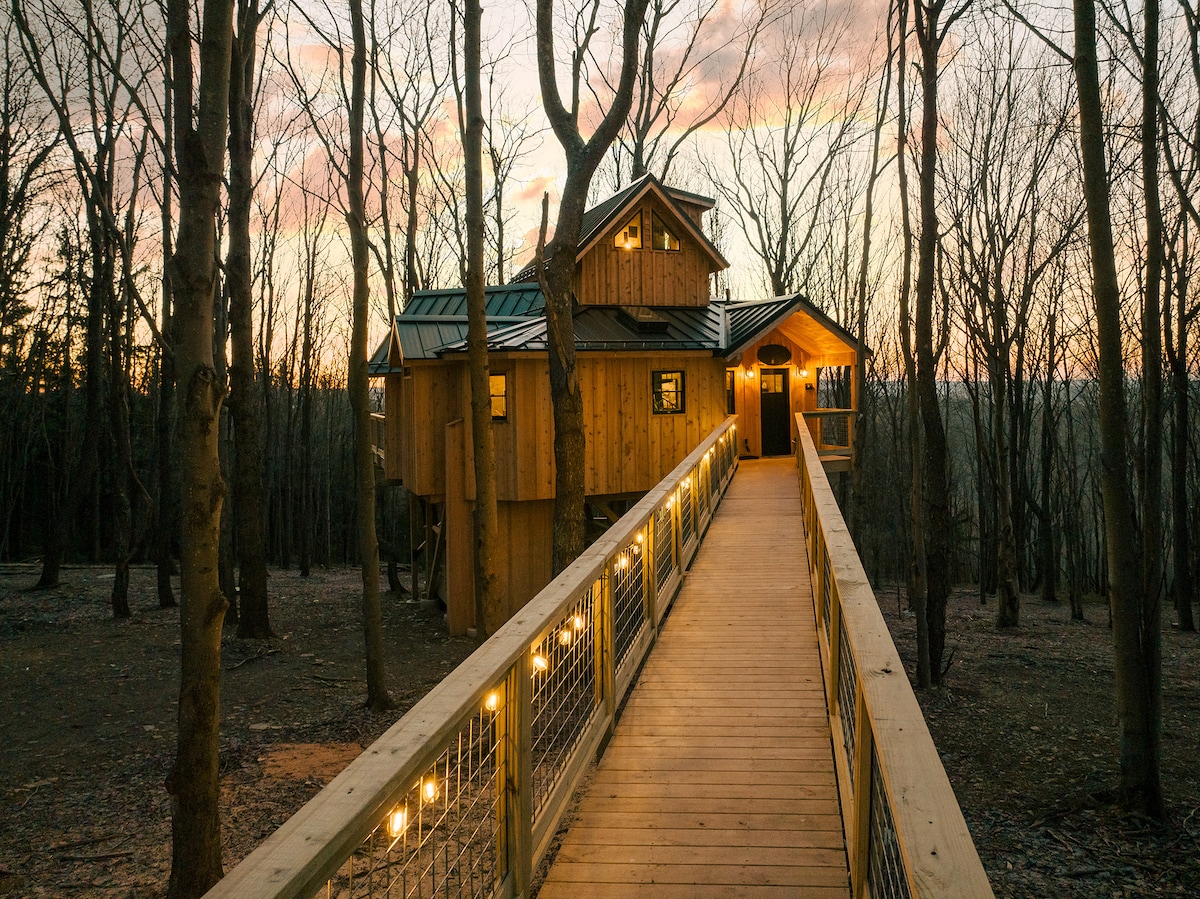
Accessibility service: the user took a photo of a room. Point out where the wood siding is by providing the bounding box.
[391,362,463,497]
[577,196,714,307]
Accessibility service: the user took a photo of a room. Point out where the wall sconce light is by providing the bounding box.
[799,366,809,378]
[746,368,756,379]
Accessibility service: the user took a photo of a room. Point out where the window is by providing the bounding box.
[614,214,642,249]
[490,372,508,421]
[651,213,680,251]
[726,369,736,414]
[653,370,685,414]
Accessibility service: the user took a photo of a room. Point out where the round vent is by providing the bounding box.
[756,344,792,366]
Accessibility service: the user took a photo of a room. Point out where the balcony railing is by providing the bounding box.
[795,413,993,899]
[204,417,740,899]
[803,407,855,467]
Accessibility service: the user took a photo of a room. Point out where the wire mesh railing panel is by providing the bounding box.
[838,634,857,788]
[530,589,600,817]
[654,503,676,589]
[612,533,648,677]
[680,482,695,546]
[822,547,832,640]
[867,750,912,899]
[327,697,505,899]
[821,413,850,448]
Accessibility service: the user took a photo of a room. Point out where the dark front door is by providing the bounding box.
[760,368,791,455]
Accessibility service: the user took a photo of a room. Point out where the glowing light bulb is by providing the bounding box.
[636,533,644,544]
[532,654,549,673]
[387,806,409,838]
[421,778,439,803]
[572,615,585,631]
[485,692,499,712]
[559,630,573,646]
[618,555,629,570]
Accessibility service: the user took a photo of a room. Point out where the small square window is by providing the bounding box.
[614,214,642,249]
[653,370,685,414]
[490,372,508,421]
[651,213,680,251]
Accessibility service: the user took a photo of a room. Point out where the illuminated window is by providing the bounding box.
[490,373,508,421]
[614,214,642,249]
[653,370,685,414]
[651,213,680,251]
[726,369,736,414]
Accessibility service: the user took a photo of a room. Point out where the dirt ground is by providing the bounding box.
[878,588,1200,898]
[2,566,1198,897]
[0,564,475,897]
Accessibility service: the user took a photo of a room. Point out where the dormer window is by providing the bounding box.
[651,213,680,251]
[615,214,642,249]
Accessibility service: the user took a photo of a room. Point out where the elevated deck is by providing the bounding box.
[205,416,992,899]
[540,459,849,897]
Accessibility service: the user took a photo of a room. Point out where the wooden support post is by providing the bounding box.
[849,697,874,899]
[509,656,533,898]
[644,518,657,643]
[599,574,616,742]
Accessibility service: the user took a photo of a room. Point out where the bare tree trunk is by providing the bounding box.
[895,0,930,687]
[348,0,390,711]
[459,0,502,637]
[164,0,234,891]
[1166,258,1193,630]
[157,54,178,609]
[912,0,956,683]
[1072,0,1162,817]
[227,0,271,638]
[534,0,649,573]
[1040,312,1058,605]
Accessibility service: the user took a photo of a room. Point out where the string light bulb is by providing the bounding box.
[572,615,585,631]
[532,653,549,673]
[421,778,439,803]
[387,806,409,838]
[558,630,573,646]
[484,691,500,712]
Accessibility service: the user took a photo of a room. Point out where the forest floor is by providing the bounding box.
[878,587,1200,898]
[0,564,476,898]
[1,566,1198,898]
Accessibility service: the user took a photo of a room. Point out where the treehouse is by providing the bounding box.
[370,174,863,632]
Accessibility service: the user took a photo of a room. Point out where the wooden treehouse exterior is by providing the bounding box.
[369,174,866,633]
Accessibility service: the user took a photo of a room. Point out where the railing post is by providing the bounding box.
[644,518,658,645]
[508,657,533,898]
[849,693,874,899]
[599,573,616,740]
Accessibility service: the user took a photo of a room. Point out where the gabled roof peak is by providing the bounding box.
[512,174,725,282]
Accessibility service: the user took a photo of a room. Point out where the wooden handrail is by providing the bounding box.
[205,417,740,899]
[794,414,993,899]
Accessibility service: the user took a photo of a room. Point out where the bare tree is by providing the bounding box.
[597,0,767,186]
[701,2,871,297]
[163,0,235,891]
[535,0,650,571]
[226,0,272,637]
[1072,0,1163,816]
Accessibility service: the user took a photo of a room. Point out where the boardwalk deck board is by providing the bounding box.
[538,458,850,898]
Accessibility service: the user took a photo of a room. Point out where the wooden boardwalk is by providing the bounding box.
[538,458,849,899]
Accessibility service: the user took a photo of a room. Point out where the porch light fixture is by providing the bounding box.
[745,368,755,379]
[799,366,809,378]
